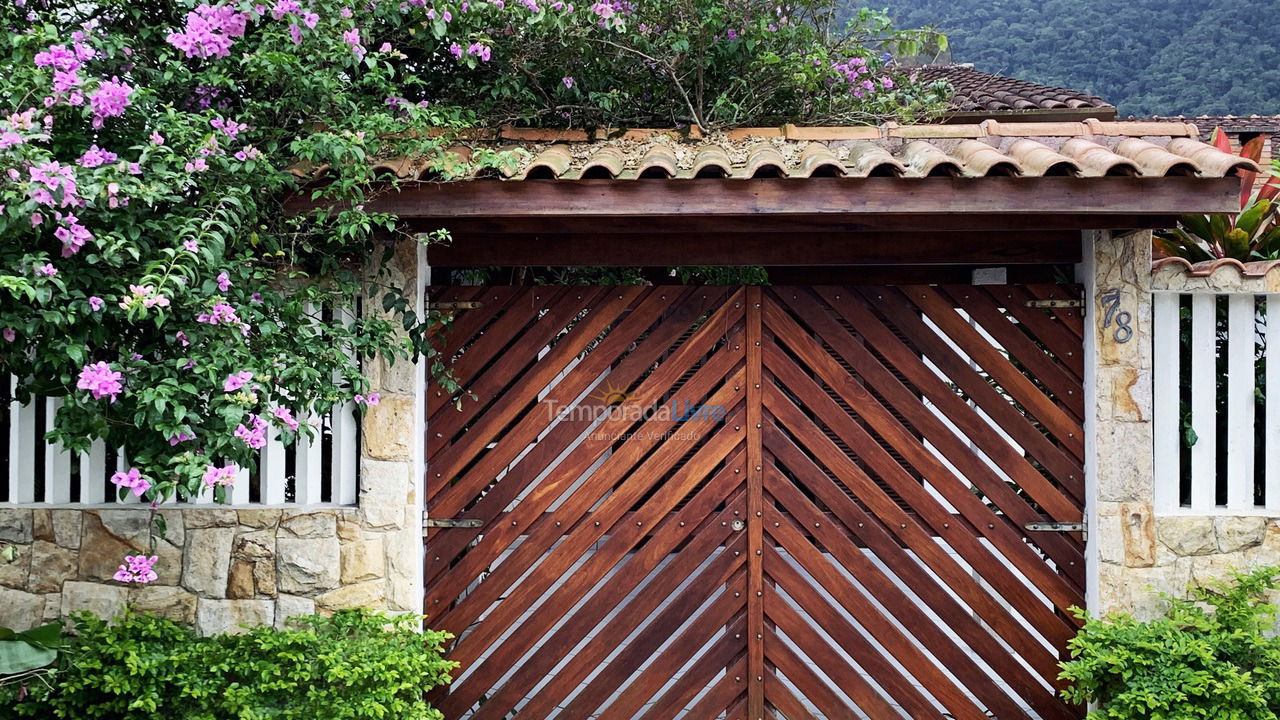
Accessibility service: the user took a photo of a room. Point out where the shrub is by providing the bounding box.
[2,610,456,719]
[1059,566,1280,719]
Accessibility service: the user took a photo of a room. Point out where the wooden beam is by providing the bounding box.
[427,231,1083,267]
[288,176,1239,219]
[410,214,1177,234]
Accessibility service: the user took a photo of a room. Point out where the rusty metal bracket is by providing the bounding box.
[1024,299,1083,309]
[428,301,483,311]
[1025,521,1087,542]
[424,517,484,529]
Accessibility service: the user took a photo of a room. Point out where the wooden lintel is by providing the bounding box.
[287,176,1240,219]
[427,230,1084,267]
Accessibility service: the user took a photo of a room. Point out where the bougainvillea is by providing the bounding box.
[1,0,946,581]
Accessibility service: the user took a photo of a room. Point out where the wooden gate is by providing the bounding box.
[426,284,1085,720]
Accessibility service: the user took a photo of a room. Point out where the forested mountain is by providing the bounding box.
[854,0,1280,116]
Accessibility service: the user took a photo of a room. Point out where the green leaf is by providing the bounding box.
[0,639,57,674]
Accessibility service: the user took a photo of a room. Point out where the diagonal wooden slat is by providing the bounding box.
[897,285,1084,459]
[986,285,1085,379]
[810,286,1087,517]
[431,383,745,638]
[1022,284,1085,338]
[425,294,743,585]
[762,352,1083,619]
[938,285,1084,421]
[424,283,1086,720]
[484,497,749,720]
[851,285,1087,500]
[763,455,1068,690]
[453,458,746,718]
[774,288,1085,533]
[427,285,630,444]
[766,473,1076,719]
[765,623,900,719]
[762,546,955,719]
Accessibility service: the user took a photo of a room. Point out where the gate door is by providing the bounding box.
[426,284,1085,719]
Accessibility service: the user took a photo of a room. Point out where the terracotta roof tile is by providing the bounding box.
[309,121,1256,184]
[914,64,1114,116]
[1152,257,1280,278]
[1139,115,1280,135]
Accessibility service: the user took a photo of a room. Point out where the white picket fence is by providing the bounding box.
[3,374,360,506]
[1153,292,1280,513]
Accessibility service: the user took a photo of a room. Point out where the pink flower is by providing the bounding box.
[197,301,240,325]
[112,554,158,584]
[30,213,42,227]
[448,42,462,58]
[274,406,300,431]
[35,263,57,277]
[168,431,195,445]
[151,131,165,145]
[202,464,238,488]
[354,392,381,406]
[224,370,254,392]
[88,296,103,311]
[289,23,303,44]
[110,467,151,497]
[77,144,118,168]
[78,361,123,401]
[2,328,14,342]
[184,239,199,252]
[562,76,574,89]
[167,3,249,58]
[88,77,133,128]
[175,330,190,346]
[216,271,231,291]
[234,413,269,449]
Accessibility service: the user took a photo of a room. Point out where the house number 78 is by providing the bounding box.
[1099,289,1132,343]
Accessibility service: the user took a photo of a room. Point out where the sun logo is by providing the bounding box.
[591,379,630,406]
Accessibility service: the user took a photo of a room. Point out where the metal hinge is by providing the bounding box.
[423,517,484,529]
[428,301,483,311]
[1025,520,1087,541]
[1024,299,1083,309]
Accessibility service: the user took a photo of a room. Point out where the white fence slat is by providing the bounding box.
[1226,295,1256,509]
[1190,294,1217,510]
[44,397,72,503]
[80,439,106,503]
[334,304,360,505]
[231,464,251,504]
[261,425,287,504]
[295,416,323,504]
[10,381,36,504]
[1268,295,1280,511]
[1152,293,1181,512]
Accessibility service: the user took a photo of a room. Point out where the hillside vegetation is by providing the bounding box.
[855,0,1280,116]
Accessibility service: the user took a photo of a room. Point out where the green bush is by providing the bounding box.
[1,609,456,720]
[1060,566,1280,719]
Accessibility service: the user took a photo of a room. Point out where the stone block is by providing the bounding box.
[337,514,362,542]
[62,581,128,622]
[32,510,54,542]
[96,509,153,545]
[196,599,274,635]
[358,459,412,530]
[233,530,275,561]
[129,585,197,624]
[277,537,339,594]
[361,394,414,461]
[341,537,385,584]
[79,512,145,582]
[1217,516,1268,553]
[252,557,277,598]
[0,509,33,543]
[384,529,419,612]
[1157,515,1217,556]
[1094,421,1154,503]
[0,587,45,630]
[227,560,256,599]
[317,580,386,611]
[184,509,238,529]
[157,509,185,546]
[29,541,77,594]
[237,509,282,529]
[275,594,316,630]
[0,543,31,589]
[280,511,336,539]
[1120,502,1156,567]
[51,510,82,548]
[182,528,235,598]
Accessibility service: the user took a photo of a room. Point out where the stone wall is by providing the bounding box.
[1091,230,1280,619]
[0,239,424,634]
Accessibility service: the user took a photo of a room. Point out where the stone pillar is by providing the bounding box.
[1088,231,1280,619]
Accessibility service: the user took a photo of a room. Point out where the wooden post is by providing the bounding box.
[745,286,765,720]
